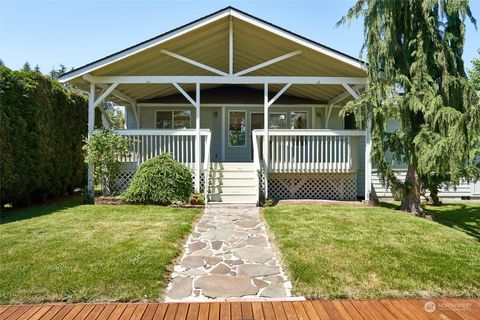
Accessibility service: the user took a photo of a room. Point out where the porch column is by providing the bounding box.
[365,118,372,201]
[263,83,269,198]
[87,82,95,196]
[195,83,201,193]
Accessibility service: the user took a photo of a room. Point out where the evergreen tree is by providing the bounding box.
[49,64,67,80]
[469,49,480,91]
[339,0,479,215]
[0,59,4,67]
[21,61,31,72]
[34,64,41,73]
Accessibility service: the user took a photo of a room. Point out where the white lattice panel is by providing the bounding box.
[268,173,357,201]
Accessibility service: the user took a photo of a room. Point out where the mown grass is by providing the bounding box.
[0,197,201,304]
[264,202,480,299]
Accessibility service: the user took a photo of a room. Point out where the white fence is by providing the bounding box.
[252,129,365,173]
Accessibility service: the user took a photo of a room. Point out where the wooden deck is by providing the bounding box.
[0,299,479,320]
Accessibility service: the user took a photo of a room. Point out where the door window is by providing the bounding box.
[229,111,246,146]
[291,111,307,129]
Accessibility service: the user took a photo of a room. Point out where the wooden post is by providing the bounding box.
[87,82,95,197]
[263,83,269,199]
[195,83,201,193]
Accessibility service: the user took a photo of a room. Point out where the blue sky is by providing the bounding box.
[1,0,479,73]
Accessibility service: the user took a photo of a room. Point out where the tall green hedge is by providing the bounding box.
[0,66,97,206]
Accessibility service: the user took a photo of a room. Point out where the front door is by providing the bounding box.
[224,110,250,161]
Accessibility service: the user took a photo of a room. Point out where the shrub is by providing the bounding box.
[0,66,101,206]
[122,154,192,205]
[83,129,130,196]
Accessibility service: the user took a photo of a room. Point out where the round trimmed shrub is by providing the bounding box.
[122,154,193,205]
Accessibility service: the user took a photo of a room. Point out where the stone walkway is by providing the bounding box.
[165,205,291,301]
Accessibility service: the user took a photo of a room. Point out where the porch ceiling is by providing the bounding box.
[61,7,366,105]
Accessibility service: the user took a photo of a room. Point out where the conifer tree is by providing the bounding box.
[21,61,31,72]
[339,0,479,215]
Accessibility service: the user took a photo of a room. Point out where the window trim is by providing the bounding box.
[155,109,192,129]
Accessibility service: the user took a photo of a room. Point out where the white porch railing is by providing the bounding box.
[252,129,365,173]
[114,129,211,193]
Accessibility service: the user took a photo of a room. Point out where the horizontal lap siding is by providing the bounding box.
[372,170,473,198]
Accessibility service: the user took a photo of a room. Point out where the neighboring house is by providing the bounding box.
[59,7,480,203]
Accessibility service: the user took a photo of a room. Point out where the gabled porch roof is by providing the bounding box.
[60,6,366,105]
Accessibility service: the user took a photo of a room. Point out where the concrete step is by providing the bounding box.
[210,162,255,171]
[208,176,256,187]
[208,192,257,204]
[209,170,257,179]
[208,185,255,194]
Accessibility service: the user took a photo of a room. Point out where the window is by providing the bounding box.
[291,111,307,129]
[156,110,191,129]
[269,113,287,129]
[229,111,246,146]
[344,113,357,129]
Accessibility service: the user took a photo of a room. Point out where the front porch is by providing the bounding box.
[111,128,365,203]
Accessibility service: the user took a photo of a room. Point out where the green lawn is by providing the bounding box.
[264,202,480,299]
[0,197,201,304]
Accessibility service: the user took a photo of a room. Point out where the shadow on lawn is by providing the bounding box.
[0,196,82,225]
[380,201,480,241]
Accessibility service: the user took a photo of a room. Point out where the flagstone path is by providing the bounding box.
[165,204,292,301]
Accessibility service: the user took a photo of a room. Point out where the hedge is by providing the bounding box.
[0,66,100,206]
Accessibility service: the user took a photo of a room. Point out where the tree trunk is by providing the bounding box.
[398,164,425,216]
[429,185,441,206]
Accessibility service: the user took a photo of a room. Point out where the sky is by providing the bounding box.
[0,0,479,74]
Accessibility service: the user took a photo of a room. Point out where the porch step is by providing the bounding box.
[207,162,257,204]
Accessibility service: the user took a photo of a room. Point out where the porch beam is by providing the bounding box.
[267,83,292,108]
[160,49,228,76]
[234,50,302,76]
[329,84,363,105]
[172,83,196,106]
[131,102,140,128]
[342,83,360,100]
[85,75,367,85]
[93,83,119,108]
[229,16,233,75]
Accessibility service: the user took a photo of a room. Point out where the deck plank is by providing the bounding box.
[261,303,276,320]
[130,304,148,320]
[186,303,200,320]
[139,304,158,320]
[301,301,321,320]
[197,303,209,320]
[270,302,287,320]
[105,305,127,320]
[350,300,376,320]
[152,304,168,320]
[240,302,253,320]
[0,307,21,320]
[230,302,241,320]
[118,305,136,320]
[219,303,230,320]
[311,300,332,320]
[330,301,353,320]
[251,302,264,320]
[2,299,480,320]
[4,306,33,320]
[291,301,309,320]
[207,303,219,320]
[338,301,362,320]
[175,303,189,320]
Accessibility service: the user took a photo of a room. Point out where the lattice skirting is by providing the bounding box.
[268,173,357,201]
[111,163,204,196]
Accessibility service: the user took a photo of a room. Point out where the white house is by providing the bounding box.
[60,7,480,204]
